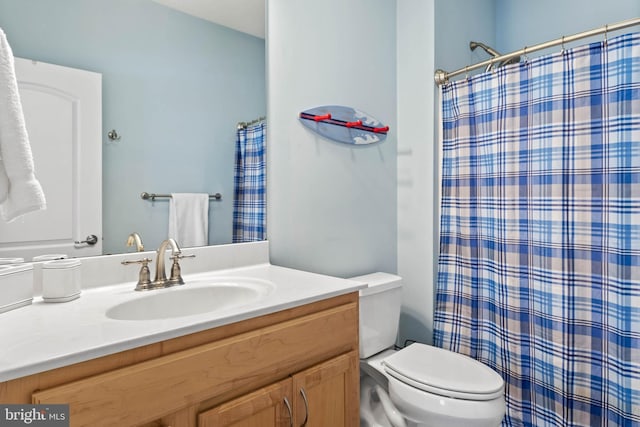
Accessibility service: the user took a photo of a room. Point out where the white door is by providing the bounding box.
[0,58,102,260]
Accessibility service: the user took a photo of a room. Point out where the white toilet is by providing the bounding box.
[351,272,506,427]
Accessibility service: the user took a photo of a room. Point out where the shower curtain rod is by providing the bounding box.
[434,17,640,86]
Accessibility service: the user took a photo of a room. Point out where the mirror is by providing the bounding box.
[0,0,266,257]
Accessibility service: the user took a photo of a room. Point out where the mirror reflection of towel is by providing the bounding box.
[0,28,46,221]
[168,193,209,247]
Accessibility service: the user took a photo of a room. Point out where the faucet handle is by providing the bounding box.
[121,258,154,291]
[171,253,196,261]
[167,254,195,286]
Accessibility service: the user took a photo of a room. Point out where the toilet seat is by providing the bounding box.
[382,344,504,401]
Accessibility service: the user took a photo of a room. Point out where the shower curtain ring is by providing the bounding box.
[561,36,566,55]
[465,65,469,81]
[604,24,608,46]
[523,46,528,63]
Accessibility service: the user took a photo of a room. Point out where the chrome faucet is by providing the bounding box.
[153,238,195,287]
[122,238,195,291]
[154,238,181,286]
[126,232,144,252]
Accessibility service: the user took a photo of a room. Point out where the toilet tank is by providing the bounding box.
[350,272,403,358]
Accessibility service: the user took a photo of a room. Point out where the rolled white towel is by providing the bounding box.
[0,27,46,222]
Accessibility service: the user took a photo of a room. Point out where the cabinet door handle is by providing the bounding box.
[283,396,294,427]
[299,388,309,426]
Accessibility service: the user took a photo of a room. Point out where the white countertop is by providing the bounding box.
[0,263,365,382]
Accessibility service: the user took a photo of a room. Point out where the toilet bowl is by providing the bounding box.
[352,273,505,427]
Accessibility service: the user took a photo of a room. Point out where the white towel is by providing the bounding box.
[168,193,209,247]
[0,28,46,222]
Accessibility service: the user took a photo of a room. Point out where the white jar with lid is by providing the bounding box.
[32,254,68,296]
[42,259,82,303]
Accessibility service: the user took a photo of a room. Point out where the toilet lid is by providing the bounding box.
[382,344,504,401]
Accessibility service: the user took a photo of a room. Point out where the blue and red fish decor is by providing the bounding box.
[299,105,389,145]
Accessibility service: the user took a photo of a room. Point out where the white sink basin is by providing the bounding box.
[105,277,274,321]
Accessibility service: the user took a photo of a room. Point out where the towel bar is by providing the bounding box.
[140,192,222,201]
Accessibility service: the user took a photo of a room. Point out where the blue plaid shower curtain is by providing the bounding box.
[434,33,640,426]
[233,121,266,243]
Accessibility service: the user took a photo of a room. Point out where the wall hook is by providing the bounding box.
[313,113,332,122]
[373,126,390,133]
[107,129,121,141]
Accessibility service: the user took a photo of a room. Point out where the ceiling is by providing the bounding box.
[152,0,265,39]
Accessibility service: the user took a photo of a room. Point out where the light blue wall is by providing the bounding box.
[435,0,639,78]
[397,0,494,346]
[496,0,640,53]
[0,0,265,253]
[435,0,496,76]
[397,1,436,346]
[267,0,397,278]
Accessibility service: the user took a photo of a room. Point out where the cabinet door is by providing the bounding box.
[198,378,294,427]
[292,351,359,427]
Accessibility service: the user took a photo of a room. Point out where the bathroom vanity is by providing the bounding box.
[0,242,363,426]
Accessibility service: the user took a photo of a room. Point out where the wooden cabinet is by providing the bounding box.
[292,351,359,427]
[199,351,359,427]
[0,293,359,427]
[199,378,293,427]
